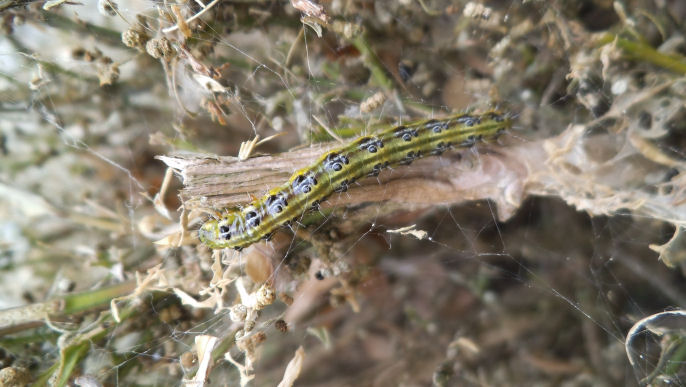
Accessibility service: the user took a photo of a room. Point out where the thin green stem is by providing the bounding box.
[0,281,136,334]
[39,10,122,45]
[62,281,137,314]
[29,296,142,387]
[351,34,395,91]
[597,34,686,75]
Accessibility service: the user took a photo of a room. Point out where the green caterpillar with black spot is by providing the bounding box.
[199,111,513,250]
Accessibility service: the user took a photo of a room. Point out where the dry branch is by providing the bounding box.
[161,120,686,236]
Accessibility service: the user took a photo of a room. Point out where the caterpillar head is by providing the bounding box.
[198,211,243,250]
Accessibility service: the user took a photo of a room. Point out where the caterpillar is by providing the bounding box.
[199,111,513,250]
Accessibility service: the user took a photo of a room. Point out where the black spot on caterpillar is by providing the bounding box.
[198,111,513,250]
[356,137,384,153]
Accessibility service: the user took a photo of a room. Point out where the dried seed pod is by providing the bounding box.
[146,37,175,59]
[360,91,386,113]
[122,28,149,51]
[229,304,248,322]
[275,319,288,333]
[255,284,276,309]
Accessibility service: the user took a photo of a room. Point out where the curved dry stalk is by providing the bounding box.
[160,121,686,249]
